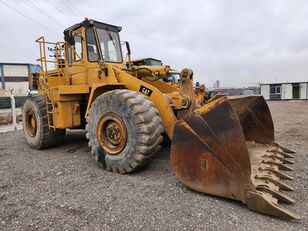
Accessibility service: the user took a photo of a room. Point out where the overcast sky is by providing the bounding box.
[0,0,308,87]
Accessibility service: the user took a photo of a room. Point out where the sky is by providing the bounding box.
[0,0,308,88]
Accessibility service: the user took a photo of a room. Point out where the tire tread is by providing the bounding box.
[86,89,163,174]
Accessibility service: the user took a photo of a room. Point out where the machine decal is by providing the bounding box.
[139,85,153,96]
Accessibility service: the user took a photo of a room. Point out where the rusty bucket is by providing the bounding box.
[170,95,299,219]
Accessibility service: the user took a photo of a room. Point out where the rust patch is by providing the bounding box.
[171,96,299,219]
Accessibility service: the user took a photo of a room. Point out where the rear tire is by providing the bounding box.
[22,94,66,149]
[86,89,164,174]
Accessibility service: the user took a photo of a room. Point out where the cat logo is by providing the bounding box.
[139,85,153,97]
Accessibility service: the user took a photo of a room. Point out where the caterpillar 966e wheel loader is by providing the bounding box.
[23,18,298,219]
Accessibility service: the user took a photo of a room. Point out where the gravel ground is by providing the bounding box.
[0,101,307,230]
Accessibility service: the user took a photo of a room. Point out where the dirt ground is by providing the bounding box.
[0,101,307,230]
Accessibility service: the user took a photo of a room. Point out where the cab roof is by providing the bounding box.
[63,19,122,44]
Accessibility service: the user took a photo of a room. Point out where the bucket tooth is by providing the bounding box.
[261,160,294,171]
[279,152,295,159]
[256,186,295,204]
[258,167,293,180]
[267,150,295,159]
[263,154,295,164]
[246,191,300,220]
[255,175,294,191]
[272,143,295,154]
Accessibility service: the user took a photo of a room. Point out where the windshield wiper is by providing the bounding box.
[106,29,116,47]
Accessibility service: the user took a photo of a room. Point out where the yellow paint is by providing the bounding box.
[34,19,200,139]
[57,85,89,94]
[53,101,81,128]
[195,96,226,114]
[113,67,176,138]
[85,82,125,116]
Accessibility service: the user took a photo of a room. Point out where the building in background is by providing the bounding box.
[0,63,41,108]
[211,86,260,96]
[213,80,220,89]
[260,82,308,100]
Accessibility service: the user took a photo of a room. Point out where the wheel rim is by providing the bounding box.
[25,110,37,137]
[97,113,127,155]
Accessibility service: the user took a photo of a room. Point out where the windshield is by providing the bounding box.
[164,73,180,83]
[96,28,122,63]
[145,59,162,66]
[86,28,122,63]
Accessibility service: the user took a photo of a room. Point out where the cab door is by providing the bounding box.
[66,29,86,85]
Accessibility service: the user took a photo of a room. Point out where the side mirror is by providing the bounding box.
[125,41,131,56]
[67,35,75,45]
[64,31,75,45]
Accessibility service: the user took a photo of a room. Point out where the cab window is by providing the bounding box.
[96,28,122,62]
[86,28,99,62]
[74,34,82,61]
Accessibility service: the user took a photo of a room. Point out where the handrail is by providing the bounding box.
[35,36,66,78]
[35,37,85,85]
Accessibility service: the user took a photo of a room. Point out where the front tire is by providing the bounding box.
[22,94,66,149]
[86,89,164,174]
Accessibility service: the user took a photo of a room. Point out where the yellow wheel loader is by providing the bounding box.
[23,18,298,219]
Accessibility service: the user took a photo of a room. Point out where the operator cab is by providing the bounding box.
[129,58,163,67]
[64,19,123,64]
